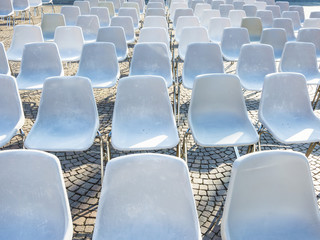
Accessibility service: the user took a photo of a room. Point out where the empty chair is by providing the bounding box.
[0,75,24,148]
[243,4,257,17]
[29,0,42,16]
[0,43,11,76]
[16,42,63,90]
[76,15,100,43]
[178,26,210,61]
[289,5,304,22]
[122,2,140,14]
[228,9,246,27]
[145,7,166,16]
[276,1,289,12]
[73,0,91,15]
[111,16,135,43]
[297,28,320,60]
[96,27,128,62]
[256,10,273,28]
[303,19,320,28]
[13,0,31,23]
[98,1,115,17]
[108,76,179,154]
[194,3,210,18]
[88,0,98,7]
[109,0,121,13]
[211,0,224,10]
[260,28,287,60]
[91,7,110,27]
[138,27,170,56]
[221,27,250,62]
[221,150,320,239]
[54,26,84,62]
[182,42,224,89]
[76,42,120,88]
[130,43,173,87]
[200,9,220,28]
[0,150,72,239]
[129,0,144,13]
[0,0,14,26]
[310,11,320,18]
[184,74,258,160]
[253,1,266,10]
[170,2,188,20]
[175,16,200,43]
[237,43,276,91]
[280,42,320,85]
[190,0,204,11]
[219,4,234,17]
[60,6,80,26]
[41,13,66,42]
[233,1,245,10]
[265,5,281,18]
[143,16,168,33]
[118,7,139,29]
[147,2,164,9]
[273,18,295,41]
[241,17,262,42]
[282,11,301,31]
[92,153,200,240]
[208,17,231,43]
[173,8,194,29]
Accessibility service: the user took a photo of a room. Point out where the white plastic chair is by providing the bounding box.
[96,26,128,62]
[130,43,173,87]
[219,4,234,17]
[110,16,135,44]
[194,3,210,18]
[199,9,220,29]
[108,75,179,155]
[211,0,224,10]
[259,73,320,153]
[280,42,320,85]
[145,7,166,17]
[88,0,98,7]
[16,42,63,90]
[76,42,120,88]
[221,150,320,240]
[92,153,201,240]
[173,8,194,30]
[297,28,320,60]
[303,19,320,28]
[289,5,305,23]
[147,2,164,9]
[310,11,320,18]
[29,0,42,16]
[233,1,245,10]
[243,4,257,17]
[265,5,281,18]
[228,9,246,27]
[237,43,276,91]
[41,13,66,42]
[129,0,144,13]
[282,11,301,31]
[208,17,231,43]
[98,1,115,17]
[0,75,24,148]
[0,42,11,76]
[73,0,91,15]
[118,7,139,29]
[184,73,258,160]
[221,27,250,63]
[91,7,110,27]
[121,2,140,16]
[0,0,14,26]
[175,16,200,43]
[169,2,188,20]
[0,149,73,239]
[109,0,121,13]
[253,1,266,10]
[13,0,31,23]
[190,0,204,11]
[256,10,273,28]
[260,28,287,60]
[182,42,224,89]
[276,1,289,12]
[241,17,262,42]
[143,16,168,33]
[273,18,296,41]
[60,6,80,26]
[54,26,84,62]
[178,26,210,61]
[76,15,100,43]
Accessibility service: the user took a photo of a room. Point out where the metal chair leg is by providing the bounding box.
[306,142,318,157]
[312,85,320,110]
[182,128,190,162]
[233,146,240,158]
[96,131,105,183]
[106,132,112,162]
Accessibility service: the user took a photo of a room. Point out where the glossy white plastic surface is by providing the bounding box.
[130,0,144,13]
[200,9,220,29]
[143,16,168,33]
[0,42,10,76]
[241,17,262,42]
[266,5,281,18]
[260,72,320,143]
[219,4,234,17]
[260,28,287,60]
[0,0,14,18]
[276,1,289,12]
[175,16,200,43]
[178,26,210,60]
[122,2,140,16]
[280,42,320,85]
[109,0,120,13]
[41,13,66,42]
[92,153,201,240]
[221,150,320,240]
[98,1,115,17]
[0,75,24,147]
[208,17,231,43]
[145,7,166,16]
[303,18,320,28]
[60,6,80,26]
[25,76,99,151]
[110,16,135,43]
[169,2,188,20]
[96,26,128,62]
[221,27,250,62]
[76,15,100,43]
[190,0,204,11]
[182,43,224,89]
[243,4,257,17]
[256,10,273,28]
[237,43,276,91]
[76,42,119,88]
[73,0,90,15]
[173,8,194,29]
[297,28,320,59]
[282,11,301,30]
[91,7,110,27]
[194,3,210,18]
[130,43,173,87]
[253,1,266,10]
[54,26,84,62]
[228,10,246,27]
[289,5,304,22]
[13,0,30,12]
[16,42,63,89]
[147,2,164,9]
[188,74,258,147]
[111,75,179,151]
[118,7,139,29]
[273,18,296,41]
[0,150,72,240]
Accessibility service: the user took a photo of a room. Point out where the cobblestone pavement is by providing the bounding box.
[1,5,320,240]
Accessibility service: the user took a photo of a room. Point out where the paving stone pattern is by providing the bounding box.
[1,5,320,240]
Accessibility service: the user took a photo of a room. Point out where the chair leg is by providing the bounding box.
[233,146,240,158]
[182,128,190,162]
[177,82,181,126]
[18,129,25,149]
[311,85,320,110]
[96,131,104,183]
[306,142,318,158]
[247,144,255,153]
[51,2,55,13]
[257,124,264,151]
[225,61,234,73]
[176,140,181,158]
[106,132,112,162]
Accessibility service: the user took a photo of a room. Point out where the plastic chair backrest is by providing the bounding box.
[146,7,166,16]
[233,1,245,10]
[175,16,200,42]
[211,0,224,10]
[241,17,262,41]
[173,8,194,29]
[260,28,287,60]
[256,10,273,28]
[243,4,257,17]
[265,5,281,18]
[88,0,98,7]
[282,11,301,30]
[122,2,140,15]
[253,1,266,10]
[144,16,168,32]
[273,18,296,41]
[289,5,304,22]
[91,7,110,27]
[0,43,10,75]
[297,28,320,59]
[76,15,100,42]
[138,27,170,55]
[200,9,220,28]
[13,0,30,11]
[219,4,234,17]
[228,9,246,27]
[60,6,81,26]
[73,0,91,15]
[303,18,320,28]
[129,0,144,13]
[0,0,14,16]
[110,16,135,43]
[170,2,188,19]
[194,3,210,18]
[276,1,289,12]
[118,7,139,29]
[208,17,231,43]
[147,2,164,9]
[109,0,120,13]
[310,11,320,18]
[98,1,115,17]
[41,13,66,41]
